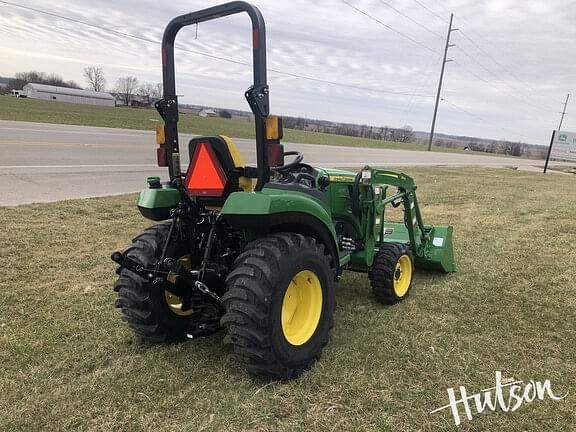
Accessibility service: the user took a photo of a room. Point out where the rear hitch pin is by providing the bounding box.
[195,280,220,301]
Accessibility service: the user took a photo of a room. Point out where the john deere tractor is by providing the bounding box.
[111,1,455,379]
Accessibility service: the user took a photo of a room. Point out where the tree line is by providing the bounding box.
[1,67,162,107]
[1,71,81,94]
[282,116,415,143]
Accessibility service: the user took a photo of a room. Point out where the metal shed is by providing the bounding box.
[22,83,116,107]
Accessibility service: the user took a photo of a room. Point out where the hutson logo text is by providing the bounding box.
[430,371,568,426]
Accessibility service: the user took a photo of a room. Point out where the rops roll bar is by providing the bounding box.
[155,1,270,190]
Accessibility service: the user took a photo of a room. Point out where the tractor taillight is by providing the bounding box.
[267,142,284,167]
[157,147,168,167]
[266,116,283,141]
[156,125,166,145]
[156,125,168,167]
[184,141,227,196]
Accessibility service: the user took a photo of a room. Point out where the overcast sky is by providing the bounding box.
[1,0,574,144]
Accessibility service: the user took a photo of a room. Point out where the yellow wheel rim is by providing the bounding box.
[281,270,323,346]
[393,255,412,297]
[165,255,194,316]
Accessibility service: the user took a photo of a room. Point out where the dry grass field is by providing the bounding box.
[0,167,574,431]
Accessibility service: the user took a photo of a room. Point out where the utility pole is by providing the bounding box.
[557,93,570,131]
[544,93,570,173]
[428,13,457,151]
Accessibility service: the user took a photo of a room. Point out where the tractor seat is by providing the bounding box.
[185,136,252,207]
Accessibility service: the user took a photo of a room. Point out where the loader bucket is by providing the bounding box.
[417,225,455,273]
[382,223,455,273]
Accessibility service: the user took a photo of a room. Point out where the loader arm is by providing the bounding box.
[351,167,455,273]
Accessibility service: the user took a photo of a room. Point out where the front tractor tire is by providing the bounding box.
[369,242,414,304]
[221,233,335,380]
[113,224,220,342]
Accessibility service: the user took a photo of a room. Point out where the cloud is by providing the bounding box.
[0,0,574,143]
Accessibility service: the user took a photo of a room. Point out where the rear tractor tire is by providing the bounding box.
[369,242,414,304]
[113,223,221,342]
[221,233,335,380]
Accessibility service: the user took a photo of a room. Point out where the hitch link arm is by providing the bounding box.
[163,258,221,301]
[111,251,212,300]
[111,251,166,281]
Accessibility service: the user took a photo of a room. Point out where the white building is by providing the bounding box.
[22,83,115,107]
[199,108,217,117]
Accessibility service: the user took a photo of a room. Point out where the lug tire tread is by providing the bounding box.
[369,242,414,305]
[114,223,188,342]
[221,233,333,380]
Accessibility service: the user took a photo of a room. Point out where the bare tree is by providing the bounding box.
[84,67,106,92]
[115,76,138,106]
[382,126,389,141]
[137,82,162,106]
[153,83,163,99]
[137,83,154,106]
[396,125,414,143]
[7,70,80,92]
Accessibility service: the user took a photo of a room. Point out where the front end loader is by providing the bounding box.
[111,1,455,380]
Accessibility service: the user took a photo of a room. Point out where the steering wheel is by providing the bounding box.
[275,151,304,172]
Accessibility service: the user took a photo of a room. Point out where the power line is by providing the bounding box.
[452,48,555,115]
[267,69,433,97]
[450,28,557,112]
[0,0,434,98]
[375,0,444,39]
[451,59,556,119]
[453,61,559,122]
[435,8,557,109]
[0,0,159,44]
[388,0,549,116]
[442,98,535,141]
[399,53,444,122]
[339,1,538,143]
[409,0,449,24]
[413,2,558,111]
[457,28,552,103]
[340,0,442,55]
[433,1,453,17]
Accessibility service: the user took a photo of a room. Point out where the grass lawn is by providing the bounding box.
[548,165,576,175]
[1,96,467,153]
[1,167,575,431]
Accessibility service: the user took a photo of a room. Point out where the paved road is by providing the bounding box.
[0,120,551,206]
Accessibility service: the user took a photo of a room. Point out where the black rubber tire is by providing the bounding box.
[369,242,414,305]
[221,233,335,380]
[113,223,194,342]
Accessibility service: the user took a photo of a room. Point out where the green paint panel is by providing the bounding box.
[137,185,181,209]
[222,188,336,237]
[221,187,340,266]
[137,185,181,221]
[419,224,456,273]
[378,222,455,273]
[222,189,331,223]
[380,222,410,244]
[339,252,351,266]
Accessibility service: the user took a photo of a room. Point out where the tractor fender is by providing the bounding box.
[221,191,339,270]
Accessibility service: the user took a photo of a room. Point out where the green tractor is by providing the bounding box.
[111,1,455,380]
